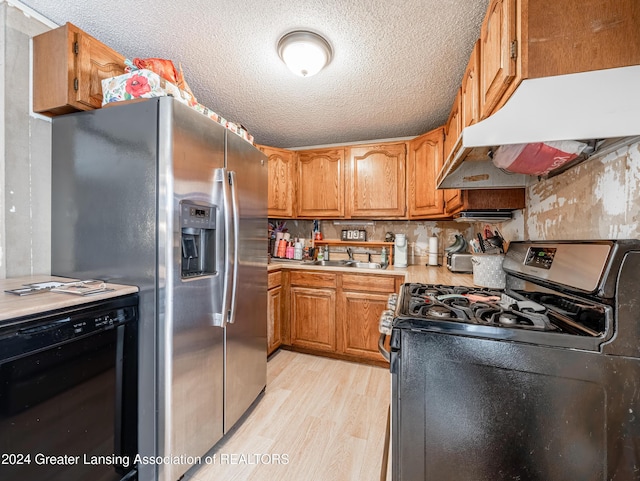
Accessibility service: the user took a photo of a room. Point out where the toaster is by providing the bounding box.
[447,253,473,273]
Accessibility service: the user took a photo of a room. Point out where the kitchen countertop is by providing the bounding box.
[268,260,475,286]
[0,276,139,322]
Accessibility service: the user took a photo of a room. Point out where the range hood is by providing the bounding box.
[437,65,640,189]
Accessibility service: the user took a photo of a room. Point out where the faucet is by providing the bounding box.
[346,247,354,261]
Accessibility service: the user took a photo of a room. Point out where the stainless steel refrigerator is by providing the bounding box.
[51,97,267,481]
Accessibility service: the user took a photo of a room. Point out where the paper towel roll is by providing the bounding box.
[428,235,439,266]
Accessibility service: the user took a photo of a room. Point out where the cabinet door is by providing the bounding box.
[267,285,282,355]
[33,22,124,116]
[347,143,406,218]
[461,40,481,129]
[260,145,295,218]
[296,149,345,218]
[480,0,517,119]
[75,27,126,109]
[444,89,464,215]
[444,190,466,215]
[290,286,336,352]
[339,290,389,362]
[408,128,446,218]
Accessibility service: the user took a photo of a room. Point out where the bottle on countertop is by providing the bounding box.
[380,247,388,267]
[286,242,294,259]
[294,240,303,260]
[324,245,330,261]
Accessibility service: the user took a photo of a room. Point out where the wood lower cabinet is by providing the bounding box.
[339,291,389,360]
[267,270,283,355]
[338,274,401,362]
[347,143,407,218]
[284,269,402,365]
[259,145,296,218]
[288,271,337,352]
[290,287,336,352]
[296,148,345,218]
[33,22,125,116]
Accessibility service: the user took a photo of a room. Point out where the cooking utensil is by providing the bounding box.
[477,233,485,253]
[485,235,504,252]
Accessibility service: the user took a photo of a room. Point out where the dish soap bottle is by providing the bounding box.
[380,247,388,268]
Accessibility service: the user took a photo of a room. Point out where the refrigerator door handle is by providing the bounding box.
[227,170,240,324]
[214,167,233,327]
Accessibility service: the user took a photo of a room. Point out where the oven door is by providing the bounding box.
[0,305,138,481]
[390,325,640,481]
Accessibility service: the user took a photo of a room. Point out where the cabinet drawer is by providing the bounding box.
[290,271,337,288]
[342,274,398,293]
[268,270,282,290]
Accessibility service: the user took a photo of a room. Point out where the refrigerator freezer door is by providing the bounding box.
[224,131,268,432]
[157,99,226,481]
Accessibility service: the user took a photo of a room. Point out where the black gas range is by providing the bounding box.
[380,240,640,481]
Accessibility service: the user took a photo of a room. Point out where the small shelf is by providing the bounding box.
[313,240,395,264]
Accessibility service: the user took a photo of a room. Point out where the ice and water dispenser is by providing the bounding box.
[180,200,217,278]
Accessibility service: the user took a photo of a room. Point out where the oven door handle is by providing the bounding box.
[378,333,390,362]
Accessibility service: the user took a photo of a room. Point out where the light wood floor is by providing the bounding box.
[185,350,390,481]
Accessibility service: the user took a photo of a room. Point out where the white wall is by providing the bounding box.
[0,2,54,278]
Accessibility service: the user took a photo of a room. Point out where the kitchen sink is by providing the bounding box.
[307,260,353,267]
[305,260,384,269]
[349,262,383,269]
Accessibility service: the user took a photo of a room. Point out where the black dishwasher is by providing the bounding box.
[0,294,138,481]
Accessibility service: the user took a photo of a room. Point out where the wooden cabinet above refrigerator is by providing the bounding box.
[33,22,125,117]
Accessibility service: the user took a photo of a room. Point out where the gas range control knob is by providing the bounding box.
[378,309,395,335]
[387,293,398,310]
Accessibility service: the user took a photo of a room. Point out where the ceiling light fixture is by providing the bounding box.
[277,30,333,78]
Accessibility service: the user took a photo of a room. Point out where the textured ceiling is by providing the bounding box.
[20,0,489,148]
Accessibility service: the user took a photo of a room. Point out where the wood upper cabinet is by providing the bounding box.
[296,148,345,218]
[461,40,481,129]
[479,0,517,119]
[33,22,125,117]
[408,128,446,219]
[259,145,296,218]
[480,0,640,118]
[347,143,406,218]
[443,89,464,215]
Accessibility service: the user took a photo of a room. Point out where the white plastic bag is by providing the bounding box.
[492,140,587,176]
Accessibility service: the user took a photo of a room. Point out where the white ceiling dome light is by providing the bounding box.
[277,30,333,77]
